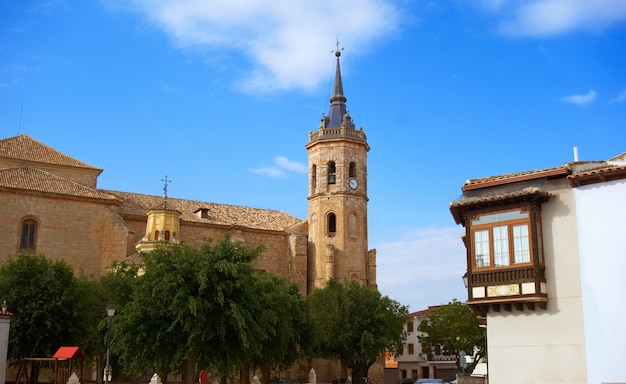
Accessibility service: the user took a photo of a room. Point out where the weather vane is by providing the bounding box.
[332,38,344,57]
[161,175,171,199]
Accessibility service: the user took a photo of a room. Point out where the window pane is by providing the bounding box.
[472,210,529,225]
[474,230,490,267]
[493,225,510,266]
[21,220,36,250]
[513,224,530,263]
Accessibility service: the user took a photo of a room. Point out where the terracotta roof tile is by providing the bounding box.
[0,166,118,201]
[450,187,551,208]
[0,134,101,170]
[106,190,301,232]
[462,166,569,191]
[568,163,626,187]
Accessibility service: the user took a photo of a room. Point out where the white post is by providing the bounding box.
[307,368,316,384]
[0,302,12,384]
[67,372,80,384]
[149,373,162,384]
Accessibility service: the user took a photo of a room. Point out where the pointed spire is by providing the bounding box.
[331,50,346,103]
[326,45,348,128]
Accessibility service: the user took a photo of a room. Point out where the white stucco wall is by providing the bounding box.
[575,178,626,384]
[487,180,588,384]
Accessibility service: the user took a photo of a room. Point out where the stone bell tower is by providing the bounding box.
[305,49,376,293]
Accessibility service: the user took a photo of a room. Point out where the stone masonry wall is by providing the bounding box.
[0,192,130,277]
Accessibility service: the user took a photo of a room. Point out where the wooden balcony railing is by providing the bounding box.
[470,265,545,286]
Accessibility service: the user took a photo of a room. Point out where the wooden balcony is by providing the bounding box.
[467,265,548,315]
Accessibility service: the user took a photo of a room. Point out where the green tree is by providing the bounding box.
[111,234,310,384]
[95,261,142,384]
[417,300,486,373]
[307,280,408,383]
[0,253,99,382]
[251,272,313,384]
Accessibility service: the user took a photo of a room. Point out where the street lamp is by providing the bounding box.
[105,303,115,384]
[462,272,469,288]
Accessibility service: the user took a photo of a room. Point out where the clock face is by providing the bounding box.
[349,178,358,190]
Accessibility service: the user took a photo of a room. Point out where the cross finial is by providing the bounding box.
[332,38,344,57]
[161,175,171,199]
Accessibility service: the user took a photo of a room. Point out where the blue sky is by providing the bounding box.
[1,0,625,312]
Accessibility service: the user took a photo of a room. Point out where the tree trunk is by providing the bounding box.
[95,354,103,384]
[29,362,39,384]
[241,364,250,384]
[181,357,197,384]
[261,365,271,384]
[351,363,366,384]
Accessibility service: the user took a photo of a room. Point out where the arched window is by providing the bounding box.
[349,162,356,178]
[154,230,160,241]
[20,219,37,251]
[327,213,336,235]
[164,231,171,241]
[328,161,336,185]
[312,164,317,192]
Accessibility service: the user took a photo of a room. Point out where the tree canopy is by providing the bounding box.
[307,279,408,382]
[110,234,311,384]
[0,253,100,361]
[417,299,486,372]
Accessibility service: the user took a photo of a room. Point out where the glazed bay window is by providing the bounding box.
[471,210,532,268]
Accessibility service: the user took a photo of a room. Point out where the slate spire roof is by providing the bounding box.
[325,50,349,129]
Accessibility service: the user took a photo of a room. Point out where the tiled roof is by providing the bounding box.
[449,187,553,224]
[462,166,569,192]
[106,190,302,232]
[409,306,440,318]
[0,134,101,170]
[568,163,626,187]
[0,166,118,201]
[450,187,550,208]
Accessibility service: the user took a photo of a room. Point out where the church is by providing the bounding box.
[0,51,378,382]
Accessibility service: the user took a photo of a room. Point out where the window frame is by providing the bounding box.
[470,209,537,269]
[20,218,38,252]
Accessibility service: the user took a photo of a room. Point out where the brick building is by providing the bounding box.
[0,51,378,384]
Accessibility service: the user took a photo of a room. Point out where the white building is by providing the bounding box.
[395,307,456,383]
[449,150,626,384]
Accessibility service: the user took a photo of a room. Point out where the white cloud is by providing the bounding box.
[375,226,467,312]
[119,0,400,92]
[560,89,596,105]
[274,156,307,173]
[609,89,626,104]
[249,156,306,178]
[479,0,626,37]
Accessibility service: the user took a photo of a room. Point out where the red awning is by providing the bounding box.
[52,346,85,359]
